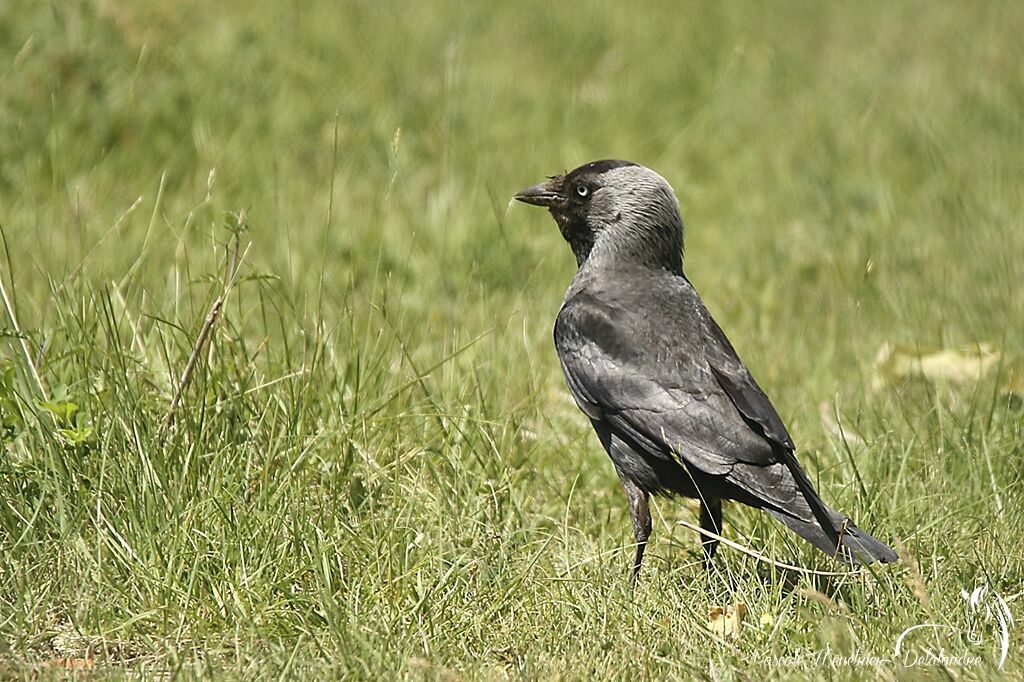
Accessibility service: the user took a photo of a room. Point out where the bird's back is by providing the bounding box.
[554,265,784,480]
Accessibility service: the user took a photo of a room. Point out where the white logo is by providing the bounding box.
[894,586,1014,669]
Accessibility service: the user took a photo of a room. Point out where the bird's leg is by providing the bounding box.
[618,477,651,585]
[699,497,722,570]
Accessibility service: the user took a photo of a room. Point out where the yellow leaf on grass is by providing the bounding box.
[872,342,1000,390]
[709,603,748,638]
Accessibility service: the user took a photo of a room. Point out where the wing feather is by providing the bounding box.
[555,286,782,482]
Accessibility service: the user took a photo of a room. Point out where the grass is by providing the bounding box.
[1,0,1023,678]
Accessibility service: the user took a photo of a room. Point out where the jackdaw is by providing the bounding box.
[515,159,897,580]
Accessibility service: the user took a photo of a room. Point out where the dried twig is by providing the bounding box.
[162,221,250,431]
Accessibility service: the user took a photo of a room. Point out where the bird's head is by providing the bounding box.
[514,160,684,272]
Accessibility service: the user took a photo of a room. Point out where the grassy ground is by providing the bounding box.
[1,0,1023,678]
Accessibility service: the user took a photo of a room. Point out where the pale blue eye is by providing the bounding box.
[575,185,589,198]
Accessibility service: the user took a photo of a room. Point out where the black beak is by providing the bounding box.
[514,176,565,208]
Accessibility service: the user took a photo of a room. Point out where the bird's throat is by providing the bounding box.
[554,213,597,268]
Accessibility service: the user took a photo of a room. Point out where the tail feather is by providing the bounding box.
[768,506,898,565]
[775,451,898,565]
[729,451,898,565]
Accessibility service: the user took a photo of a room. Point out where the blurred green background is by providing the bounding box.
[1,0,1022,678]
